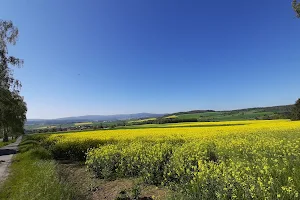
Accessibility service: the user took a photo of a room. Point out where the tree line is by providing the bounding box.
[131,117,198,125]
[291,99,300,120]
[0,20,27,142]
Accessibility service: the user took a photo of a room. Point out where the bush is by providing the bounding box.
[49,139,107,161]
[29,147,53,160]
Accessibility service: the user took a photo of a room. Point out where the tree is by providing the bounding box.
[292,0,300,18]
[0,88,27,141]
[291,98,300,120]
[0,20,27,142]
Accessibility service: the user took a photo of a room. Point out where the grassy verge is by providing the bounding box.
[0,136,75,200]
[0,139,16,148]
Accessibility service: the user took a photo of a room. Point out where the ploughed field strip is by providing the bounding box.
[36,120,300,199]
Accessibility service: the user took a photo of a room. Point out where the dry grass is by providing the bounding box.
[58,162,170,200]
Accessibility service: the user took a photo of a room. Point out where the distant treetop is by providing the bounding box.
[292,98,300,120]
[292,0,300,18]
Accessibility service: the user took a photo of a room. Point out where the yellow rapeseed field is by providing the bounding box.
[48,120,300,144]
[46,120,300,199]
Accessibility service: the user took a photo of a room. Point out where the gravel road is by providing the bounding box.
[0,136,22,185]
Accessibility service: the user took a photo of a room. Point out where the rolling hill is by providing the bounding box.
[26,113,164,125]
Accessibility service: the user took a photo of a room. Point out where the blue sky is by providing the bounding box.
[1,0,300,119]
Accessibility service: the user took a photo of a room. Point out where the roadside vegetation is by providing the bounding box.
[0,135,170,200]
[0,138,16,148]
[0,136,75,200]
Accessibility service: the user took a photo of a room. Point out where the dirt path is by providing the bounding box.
[0,136,22,185]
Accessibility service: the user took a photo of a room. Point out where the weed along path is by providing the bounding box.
[0,136,22,184]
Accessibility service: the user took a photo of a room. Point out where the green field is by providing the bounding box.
[74,122,93,126]
[175,111,222,119]
[168,109,288,121]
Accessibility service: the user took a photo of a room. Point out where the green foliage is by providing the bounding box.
[167,110,215,116]
[131,184,141,200]
[50,138,107,161]
[291,98,300,120]
[0,138,16,148]
[0,20,27,141]
[0,137,73,200]
[0,89,27,141]
[171,106,292,122]
[292,0,300,18]
[130,118,198,125]
[28,147,53,160]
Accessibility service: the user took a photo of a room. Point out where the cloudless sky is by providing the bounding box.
[1,0,300,119]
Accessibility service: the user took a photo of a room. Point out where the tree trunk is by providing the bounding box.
[3,128,8,142]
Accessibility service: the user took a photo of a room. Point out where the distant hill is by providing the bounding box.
[169,110,216,116]
[229,105,293,113]
[165,105,293,117]
[26,113,164,125]
[163,105,293,122]
[27,105,294,126]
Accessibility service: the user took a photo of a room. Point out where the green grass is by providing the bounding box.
[0,137,74,200]
[37,125,57,129]
[203,111,275,121]
[0,139,16,148]
[174,110,281,121]
[176,112,222,119]
[25,123,74,130]
[25,124,47,130]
